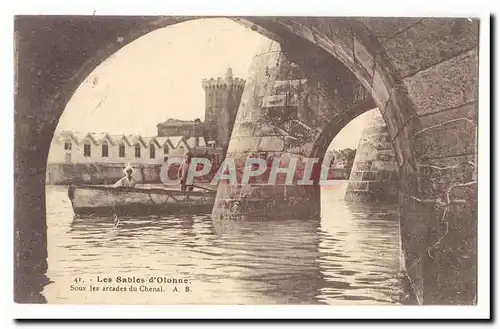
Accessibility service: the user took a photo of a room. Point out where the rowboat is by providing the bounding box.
[68,184,217,217]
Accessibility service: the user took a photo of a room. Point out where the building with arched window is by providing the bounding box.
[119,143,126,158]
[149,144,155,159]
[102,141,109,157]
[134,143,141,158]
[83,140,91,157]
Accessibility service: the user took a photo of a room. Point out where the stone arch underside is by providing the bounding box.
[15,16,478,305]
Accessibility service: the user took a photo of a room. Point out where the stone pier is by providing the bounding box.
[211,39,317,219]
[345,110,398,202]
[210,38,372,220]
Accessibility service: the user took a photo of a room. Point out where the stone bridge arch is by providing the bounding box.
[15,16,478,305]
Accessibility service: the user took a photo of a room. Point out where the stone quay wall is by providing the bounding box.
[46,163,162,185]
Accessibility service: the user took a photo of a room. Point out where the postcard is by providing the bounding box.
[11,11,489,320]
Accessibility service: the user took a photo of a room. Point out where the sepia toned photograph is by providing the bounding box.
[12,11,487,318]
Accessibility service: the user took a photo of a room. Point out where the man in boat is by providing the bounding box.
[113,165,137,188]
[178,152,194,192]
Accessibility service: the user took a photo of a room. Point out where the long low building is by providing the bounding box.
[48,131,210,165]
[46,131,218,185]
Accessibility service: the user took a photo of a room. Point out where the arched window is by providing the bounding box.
[64,139,72,151]
[84,140,91,157]
[119,143,125,158]
[102,141,108,157]
[135,143,141,158]
[163,144,169,154]
[149,144,155,159]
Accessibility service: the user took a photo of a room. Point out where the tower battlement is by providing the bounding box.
[202,77,246,89]
[202,66,245,149]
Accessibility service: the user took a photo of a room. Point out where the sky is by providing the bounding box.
[56,18,372,150]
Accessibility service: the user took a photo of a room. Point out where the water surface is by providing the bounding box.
[44,181,410,304]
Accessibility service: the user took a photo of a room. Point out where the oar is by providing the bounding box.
[191,184,217,193]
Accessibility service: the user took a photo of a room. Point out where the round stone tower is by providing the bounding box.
[202,66,246,149]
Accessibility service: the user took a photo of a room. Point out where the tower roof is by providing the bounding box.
[225,66,233,79]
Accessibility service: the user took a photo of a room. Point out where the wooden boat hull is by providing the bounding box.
[68,185,216,217]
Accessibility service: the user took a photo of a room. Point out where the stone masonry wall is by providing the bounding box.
[46,163,162,185]
[345,110,398,202]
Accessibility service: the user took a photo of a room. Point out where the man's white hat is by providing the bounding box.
[123,165,134,173]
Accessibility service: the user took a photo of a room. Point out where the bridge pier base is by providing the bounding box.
[212,184,321,220]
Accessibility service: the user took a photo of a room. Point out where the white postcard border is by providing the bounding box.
[2,0,492,321]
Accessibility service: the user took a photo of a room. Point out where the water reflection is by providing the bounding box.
[211,218,324,304]
[44,183,410,304]
[318,190,403,304]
